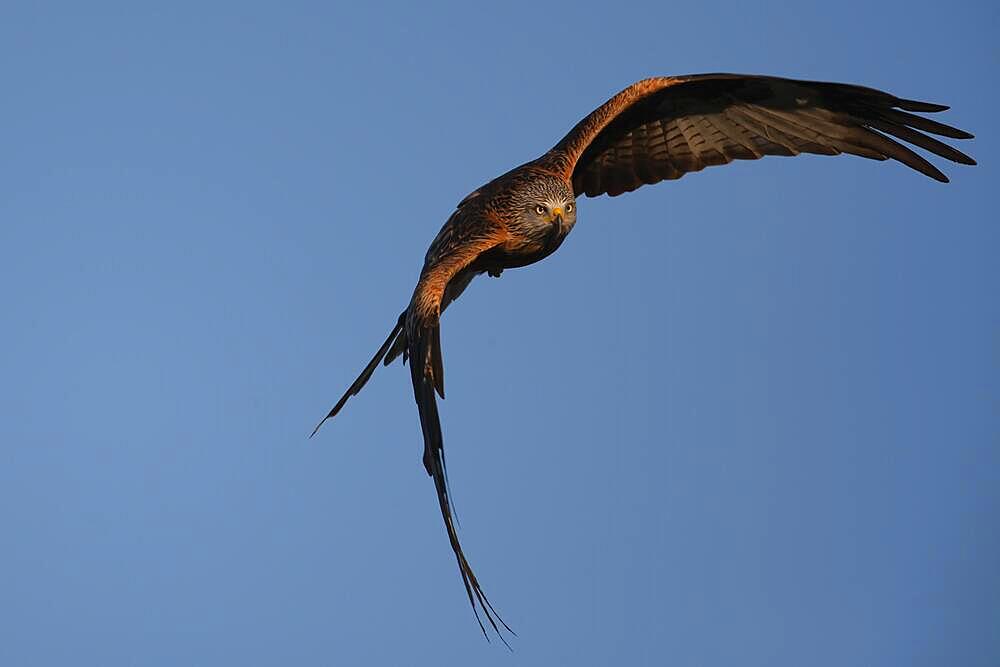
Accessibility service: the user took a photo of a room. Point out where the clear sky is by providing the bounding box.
[1,2,997,665]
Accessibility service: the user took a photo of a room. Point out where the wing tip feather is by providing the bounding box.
[896,98,950,113]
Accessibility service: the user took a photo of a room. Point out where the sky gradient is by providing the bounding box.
[2,2,997,665]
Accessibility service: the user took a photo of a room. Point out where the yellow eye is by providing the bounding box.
[565,203,574,213]
[535,205,546,215]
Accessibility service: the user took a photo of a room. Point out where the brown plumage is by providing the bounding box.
[311,73,975,642]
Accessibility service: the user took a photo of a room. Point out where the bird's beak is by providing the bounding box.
[550,207,564,234]
[542,208,565,251]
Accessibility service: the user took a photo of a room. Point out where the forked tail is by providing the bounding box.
[310,312,406,438]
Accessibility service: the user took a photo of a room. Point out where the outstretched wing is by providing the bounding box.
[541,74,975,197]
[406,209,514,643]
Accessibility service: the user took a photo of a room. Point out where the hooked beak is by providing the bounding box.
[550,207,564,235]
[543,208,565,251]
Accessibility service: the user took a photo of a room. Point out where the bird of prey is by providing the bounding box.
[311,73,975,642]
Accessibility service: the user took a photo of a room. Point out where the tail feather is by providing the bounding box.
[310,312,406,438]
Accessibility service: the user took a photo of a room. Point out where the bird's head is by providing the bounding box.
[517,176,577,244]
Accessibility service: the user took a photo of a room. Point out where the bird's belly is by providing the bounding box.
[477,222,570,272]
[473,238,563,272]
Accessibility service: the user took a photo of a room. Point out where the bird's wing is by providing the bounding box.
[540,74,975,197]
[309,312,406,438]
[406,210,515,643]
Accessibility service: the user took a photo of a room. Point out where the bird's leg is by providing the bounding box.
[487,266,503,278]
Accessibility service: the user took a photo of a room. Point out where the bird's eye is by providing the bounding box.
[535,205,546,215]
[565,203,574,213]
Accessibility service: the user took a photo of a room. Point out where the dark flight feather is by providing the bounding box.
[310,313,405,438]
[539,74,975,196]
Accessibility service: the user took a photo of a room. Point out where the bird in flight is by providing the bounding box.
[311,73,975,643]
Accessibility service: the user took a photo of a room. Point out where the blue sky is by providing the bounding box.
[1,2,997,665]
